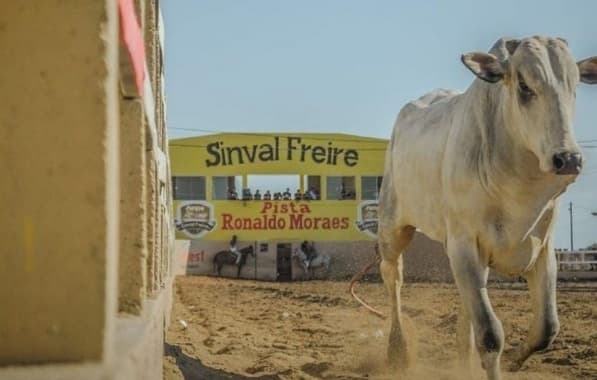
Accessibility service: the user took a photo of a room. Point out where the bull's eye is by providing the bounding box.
[518,73,535,103]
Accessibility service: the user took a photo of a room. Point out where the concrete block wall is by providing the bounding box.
[0,1,120,365]
[0,1,173,379]
[119,98,148,315]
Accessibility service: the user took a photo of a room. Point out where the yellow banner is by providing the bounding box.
[170,133,387,242]
[173,199,379,242]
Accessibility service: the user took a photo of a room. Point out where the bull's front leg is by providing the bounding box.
[456,302,474,376]
[509,242,559,370]
[448,238,504,380]
[379,225,416,370]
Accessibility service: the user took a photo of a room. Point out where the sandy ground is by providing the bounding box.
[164,276,597,380]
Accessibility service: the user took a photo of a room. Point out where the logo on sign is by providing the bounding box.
[175,201,216,239]
[355,201,378,238]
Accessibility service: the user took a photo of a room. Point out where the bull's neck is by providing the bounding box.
[459,82,566,244]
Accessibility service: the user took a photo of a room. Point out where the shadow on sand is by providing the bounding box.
[164,343,281,380]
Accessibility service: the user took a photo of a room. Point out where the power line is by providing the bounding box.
[169,143,389,152]
[167,127,597,155]
[169,127,597,147]
[169,143,596,153]
[168,127,388,144]
[573,203,595,211]
[169,127,217,133]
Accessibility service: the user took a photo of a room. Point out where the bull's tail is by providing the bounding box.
[349,249,386,320]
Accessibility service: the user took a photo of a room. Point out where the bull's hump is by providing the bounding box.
[397,88,461,122]
[416,88,460,106]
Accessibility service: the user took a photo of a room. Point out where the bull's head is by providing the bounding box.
[461,36,597,177]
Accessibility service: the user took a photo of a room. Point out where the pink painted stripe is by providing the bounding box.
[118,0,146,95]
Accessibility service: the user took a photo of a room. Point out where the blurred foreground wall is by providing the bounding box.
[0,1,173,379]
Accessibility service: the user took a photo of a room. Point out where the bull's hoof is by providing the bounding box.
[507,360,523,372]
[503,347,524,372]
[387,356,410,371]
[387,347,410,370]
[387,328,411,370]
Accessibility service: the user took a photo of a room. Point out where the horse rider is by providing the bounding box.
[229,235,241,264]
[306,241,317,261]
[301,240,317,267]
[299,241,310,268]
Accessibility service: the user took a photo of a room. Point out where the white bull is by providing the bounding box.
[378,36,597,380]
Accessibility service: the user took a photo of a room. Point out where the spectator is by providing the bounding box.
[294,189,302,201]
[283,188,291,200]
[263,190,272,200]
[242,188,252,201]
[254,189,262,200]
[341,187,356,200]
[227,188,238,200]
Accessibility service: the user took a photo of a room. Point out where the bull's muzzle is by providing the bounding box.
[552,152,583,175]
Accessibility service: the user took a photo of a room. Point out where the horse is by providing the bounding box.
[213,245,254,278]
[292,247,331,280]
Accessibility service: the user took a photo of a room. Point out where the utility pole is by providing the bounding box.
[569,201,574,251]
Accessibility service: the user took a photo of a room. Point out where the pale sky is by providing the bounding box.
[162,0,597,249]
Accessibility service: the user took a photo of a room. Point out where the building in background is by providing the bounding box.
[169,133,449,281]
[0,1,172,379]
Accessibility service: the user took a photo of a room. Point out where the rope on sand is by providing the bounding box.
[348,245,386,320]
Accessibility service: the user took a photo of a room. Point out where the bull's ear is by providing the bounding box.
[578,56,597,84]
[461,52,505,83]
[504,39,521,55]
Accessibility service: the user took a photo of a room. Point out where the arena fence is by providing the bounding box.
[556,250,597,272]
